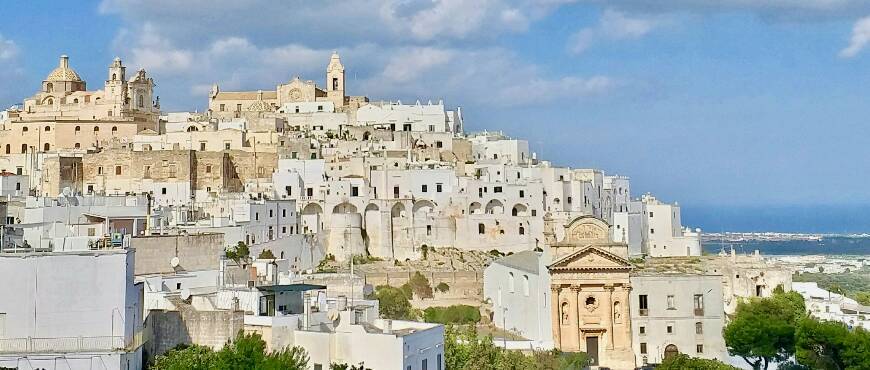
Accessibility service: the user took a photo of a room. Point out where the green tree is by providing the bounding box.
[796,318,870,370]
[658,354,740,370]
[435,282,450,293]
[258,249,276,260]
[724,291,806,370]
[855,292,870,306]
[443,326,573,370]
[370,285,415,320]
[149,332,308,370]
[150,344,216,370]
[226,241,251,262]
[406,271,434,299]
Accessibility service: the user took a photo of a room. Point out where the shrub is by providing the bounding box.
[423,305,481,324]
[371,285,415,320]
[407,271,433,299]
[258,249,276,260]
[435,282,450,293]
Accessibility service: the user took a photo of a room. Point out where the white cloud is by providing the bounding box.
[0,34,19,60]
[840,16,870,58]
[569,9,662,54]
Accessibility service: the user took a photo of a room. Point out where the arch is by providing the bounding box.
[508,272,515,293]
[94,127,100,132]
[468,202,482,215]
[186,126,199,132]
[44,126,51,132]
[44,97,54,105]
[22,127,28,133]
[364,203,379,212]
[332,202,358,214]
[74,143,81,149]
[511,203,527,217]
[664,344,679,359]
[302,203,323,215]
[561,301,570,325]
[46,82,53,92]
[43,143,50,152]
[485,199,504,215]
[522,275,529,296]
[362,131,371,141]
[112,73,117,80]
[111,126,118,132]
[553,198,561,205]
[412,199,436,215]
[74,126,81,133]
[390,202,406,218]
[73,98,79,104]
[137,95,145,108]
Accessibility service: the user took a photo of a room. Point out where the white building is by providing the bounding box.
[483,250,553,349]
[0,248,144,370]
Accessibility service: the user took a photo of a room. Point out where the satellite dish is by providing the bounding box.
[170,256,180,268]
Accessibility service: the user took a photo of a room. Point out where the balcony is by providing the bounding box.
[694,308,705,316]
[0,334,144,354]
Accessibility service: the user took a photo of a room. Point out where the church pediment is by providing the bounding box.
[548,246,632,271]
[561,216,611,244]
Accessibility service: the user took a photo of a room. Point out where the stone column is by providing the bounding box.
[568,285,581,351]
[604,285,615,349]
[621,284,632,349]
[551,285,561,349]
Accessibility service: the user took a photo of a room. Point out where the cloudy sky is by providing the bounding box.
[2,0,870,209]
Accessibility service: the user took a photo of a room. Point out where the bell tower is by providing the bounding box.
[326,51,345,107]
[105,57,128,107]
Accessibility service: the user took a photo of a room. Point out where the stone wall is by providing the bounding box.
[132,233,225,275]
[144,305,244,362]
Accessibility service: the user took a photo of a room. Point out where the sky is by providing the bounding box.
[2,0,870,214]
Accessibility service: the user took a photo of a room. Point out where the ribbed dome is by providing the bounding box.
[45,55,82,82]
[248,90,272,112]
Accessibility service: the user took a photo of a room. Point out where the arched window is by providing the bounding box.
[519,225,525,235]
[664,344,679,359]
[94,127,100,133]
[73,98,79,104]
[112,73,117,80]
[137,95,144,108]
[111,126,118,133]
[695,322,703,334]
[44,126,51,132]
[22,127,28,133]
[522,275,529,297]
[46,82,53,92]
[74,143,81,149]
[20,144,27,153]
[46,98,53,105]
[74,126,81,134]
[508,272,515,293]
[478,223,485,234]
[43,143,50,152]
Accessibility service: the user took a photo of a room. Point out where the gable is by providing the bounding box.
[549,247,632,271]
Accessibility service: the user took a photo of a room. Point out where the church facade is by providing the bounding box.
[547,216,635,368]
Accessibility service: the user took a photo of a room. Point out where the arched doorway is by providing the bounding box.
[664,344,679,360]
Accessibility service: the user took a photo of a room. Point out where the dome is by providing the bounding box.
[45,55,82,82]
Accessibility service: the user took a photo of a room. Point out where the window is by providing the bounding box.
[98,166,103,175]
[393,186,400,198]
[219,104,226,111]
[255,213,260,221]
[269,209,274,217]
[43,143,50,151]
[494,186,502,193]
[75,126,81,134]
[427,225,432,236]
[285,186,292,196]
[4,144,8,154]
[567,196,572,204]
[351,186,359,196]
[531,210,537,216]
[519,190,525,198]
[695,322,703,334]
[696,344,704,353]
[112,126,118,133]
[478,223,485,234]
[667,324,674,334]
[667,295,676,310]
[94,126,100,133]
[115,165,122,175]
[650,228,655,234]
[437,354,442,370]
[74,143,80,149]
[519,225,525,235]
[282,209,287,217]
[640,342,647,354]
[206,165,212,174]
[144,166,151,178]
[639,326,646,335]
[436,183,443,192]
[422,358,428,370]
[161,188,167,195]
[200,142,206,151]
[44,126,51,132]
[403,124,412,131]
[639,294,648,316]
[168,165,177,178]
[694,294,704,315]
[522,275,529,296]
[236,104,242,111]
[649,211,654,217]
[224,142,231,150]
[508,272,515,293]
[22,127,28,133]
[421,184,428,193]
[436,141,443,148]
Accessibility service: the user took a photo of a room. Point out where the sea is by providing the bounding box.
[702,236,870,256]
[683,204,870,256]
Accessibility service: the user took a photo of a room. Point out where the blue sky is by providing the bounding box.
[3,0,870,210]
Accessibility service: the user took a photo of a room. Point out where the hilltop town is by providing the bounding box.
[0,54,855,370]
